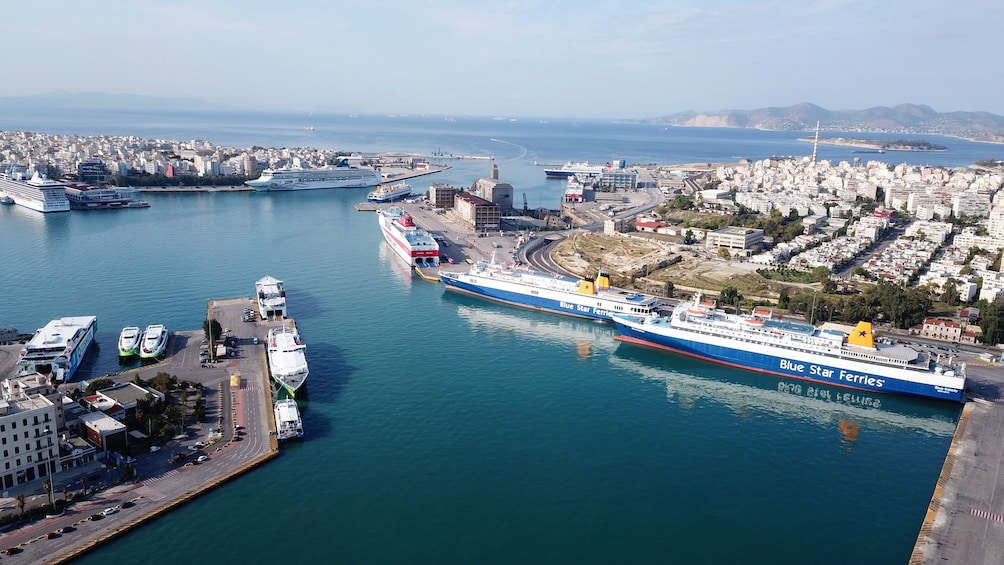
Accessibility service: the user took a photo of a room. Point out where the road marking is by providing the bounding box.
[142,469,179,484]
[970,507,1004,523]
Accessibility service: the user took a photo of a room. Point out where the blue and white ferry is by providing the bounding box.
[17,316,97,381]
[612,294,966,402]
[440,260,661,321]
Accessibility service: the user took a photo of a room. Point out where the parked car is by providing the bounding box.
[149,445,161,453]
[195,441,206,448]
[197,455,209,462]
[46,531,59,539]
[187,445,199,451]
[102,507,118,516]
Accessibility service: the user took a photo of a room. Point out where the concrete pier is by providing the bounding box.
[0,297,288,563]
[910,365,1004,564]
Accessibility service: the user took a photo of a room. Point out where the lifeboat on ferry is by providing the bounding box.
[686,308,706,317]
[741,316,765,326]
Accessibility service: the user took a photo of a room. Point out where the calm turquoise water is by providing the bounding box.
[0,112,971,563]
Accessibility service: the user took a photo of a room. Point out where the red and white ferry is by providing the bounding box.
[377,207,440,268]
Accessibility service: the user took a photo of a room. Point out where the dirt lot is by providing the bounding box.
[551,232,781,299]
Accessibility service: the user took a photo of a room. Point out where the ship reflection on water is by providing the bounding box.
[611,343,961,438]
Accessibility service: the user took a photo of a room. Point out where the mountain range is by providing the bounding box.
[640,103,1004,141]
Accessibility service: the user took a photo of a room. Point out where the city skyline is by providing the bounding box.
[2,0,1002,119]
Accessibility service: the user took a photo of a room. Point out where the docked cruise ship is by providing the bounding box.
[16,316,97,381]
[274,399,304,440]
[245,164,381,191]
[440,260,661,321]
[612,294,967,402]
[0,171,70,213]
[255,275,287,320]
[267,326,309,394]
[377,207,440,268]
[367,182,412,202]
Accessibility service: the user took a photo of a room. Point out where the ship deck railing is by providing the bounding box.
[672,316,955,374]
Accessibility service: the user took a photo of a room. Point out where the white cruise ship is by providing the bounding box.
[139,324,169,359]
[0,172,70,213]
[267,326,309,394]
[367,182,412,202]
[377,207,440,268]
[17,316,97,381]
[245,164,380,191]
[255,275,287,320]
[274,399,304,440]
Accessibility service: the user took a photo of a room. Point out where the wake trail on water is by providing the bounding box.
[489,137,527,161]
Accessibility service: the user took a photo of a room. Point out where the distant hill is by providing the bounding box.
[0,91,227,112]
[639,103,1004,141]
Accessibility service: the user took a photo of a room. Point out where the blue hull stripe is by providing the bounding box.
[614,323,964,402]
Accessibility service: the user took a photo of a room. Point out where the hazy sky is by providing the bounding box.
[3,0,1001,118]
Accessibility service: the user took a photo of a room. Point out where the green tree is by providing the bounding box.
[153,371,176,394]
[85,377,114,395]
[664,280,675,297]
[940,279,961,307]
[15,494,25,518]
[203,318,223,343]
[719,286,743,310]
[717,248,731,260]
[777,287,790,309]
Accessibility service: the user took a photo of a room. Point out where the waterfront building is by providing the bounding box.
[0,395,60,490]
[454,192,500,233]
[428,183,458,208]
[598,169,638,190]
[471,178,513,211]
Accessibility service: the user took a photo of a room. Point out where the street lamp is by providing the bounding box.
[41,427,55,513]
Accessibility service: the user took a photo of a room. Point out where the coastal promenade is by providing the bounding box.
[911,364,1004,564]
[0,298,281,563]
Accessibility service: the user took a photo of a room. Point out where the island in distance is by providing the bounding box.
[796,136,948,152]
[634,102,1004,142]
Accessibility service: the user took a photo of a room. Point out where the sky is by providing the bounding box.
[2,0,1002,119]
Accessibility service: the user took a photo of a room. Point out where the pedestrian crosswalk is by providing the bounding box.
[970,507,1004,523]
[143,469,179,484]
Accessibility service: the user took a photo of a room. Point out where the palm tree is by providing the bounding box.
[80,475,88,496]
[63,485,69,503]
[15,494,25,519]
[43,478,53,511]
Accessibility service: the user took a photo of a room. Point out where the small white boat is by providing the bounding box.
[139,324,168,358]
[274,399,304,440]
[267,326,308,394]
[118,326,141,357]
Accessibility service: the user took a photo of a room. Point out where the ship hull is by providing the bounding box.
[613,317,965,402]
[442,273,646,321]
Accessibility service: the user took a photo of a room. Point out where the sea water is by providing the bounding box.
[0,110,980,563]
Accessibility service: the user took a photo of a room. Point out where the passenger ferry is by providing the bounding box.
[274,399,304,440]
[612,294,966,402]
[245,164,380,191]
[267,326,309,394]
[441,260,661,321]
[118,326,142,357]
[377,207,440,268]
[139,324,169,359]
[0,171,70,213]
[543,161,611,179]
[17,316,97,381]
[255,275,287,320]
[367,182,412,202]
